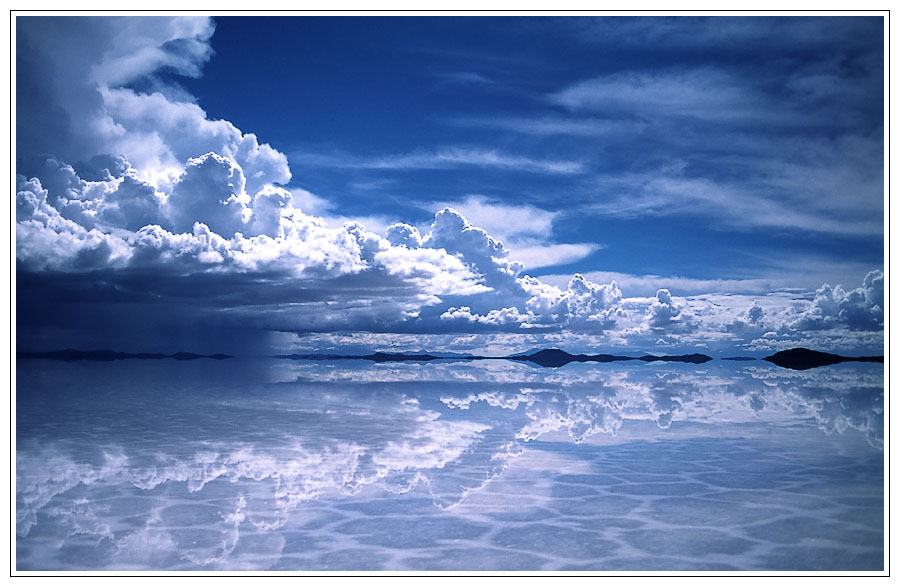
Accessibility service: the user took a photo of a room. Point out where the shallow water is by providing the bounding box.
[15,358,884,571]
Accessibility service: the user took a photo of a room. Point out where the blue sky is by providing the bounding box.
[183,16,884,287]
[15,15,885,356]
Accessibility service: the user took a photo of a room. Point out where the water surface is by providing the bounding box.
[15,358,884,571]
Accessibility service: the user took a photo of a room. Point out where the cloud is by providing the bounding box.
[568,16,882,57]
[386,223,424,248]
[507,242,598,271]
[444,62,883,242]
[430,195,599,270]
[287,187,332,216]
[90,16,216,87]
[585,168,882,237]
[372,244,489,297]
[166,152,250,235]
[17,16,289,194]
[423,207,524,295]
[538,271,784,297]
[726,301,767,333]
[290,147,584,175]
[100,86,291,192]
[533,273,624,330]
[785,270,884,332]
[16,174,133,271]
[440,305,529,327]
[434,71,494,86]
[437,272,627,334]
[512,45,883,240]
[17,17,213,160]
[646,289,697,333]
[551,68,760,123]
[97,178,166,232]
[16,151,520,338]
[452,114,645,138]
[433,195,555,241]
[15,159,373,279]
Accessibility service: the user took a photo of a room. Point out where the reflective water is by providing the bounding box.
[15,358,884,571]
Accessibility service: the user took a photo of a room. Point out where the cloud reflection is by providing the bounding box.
[16,360,882,569]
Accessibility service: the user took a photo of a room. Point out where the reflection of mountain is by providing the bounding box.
[506,349,633,367]
[637,353,714,364]
[764,348,884,370]
[508,349,713,367]
[277,348,713,368]
[17,349,233,361]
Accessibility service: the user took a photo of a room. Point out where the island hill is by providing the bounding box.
[763,348,884,370]
[278,348,714,368]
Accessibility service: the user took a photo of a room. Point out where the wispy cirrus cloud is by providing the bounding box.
[550,68,761,123]
[438,61,881,240]
[564,16,883,55]
[437,33,880,240]
[534,62,882,238]
[289,147,584,175]
[452,114,647,137]
[586,167,882,237]
[433,70,495,87]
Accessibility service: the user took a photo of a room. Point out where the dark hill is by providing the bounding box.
[764,348,883,370]
[507,349,710,368]
[508,349,587,367]
[366,352,441,362]
[638,353,713,364]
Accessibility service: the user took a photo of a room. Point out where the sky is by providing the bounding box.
[14,15,886,356]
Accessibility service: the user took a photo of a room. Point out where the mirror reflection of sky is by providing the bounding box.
[16,359,883,571]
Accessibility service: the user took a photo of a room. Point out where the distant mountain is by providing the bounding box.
[278,348,713,368]
[638,353,713,364]
[507,347,550,357]
[764,348,884,370]
[506,349,637,367]
[18,349,233,362]
[365,352,442,362]
[507,349,713,367]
